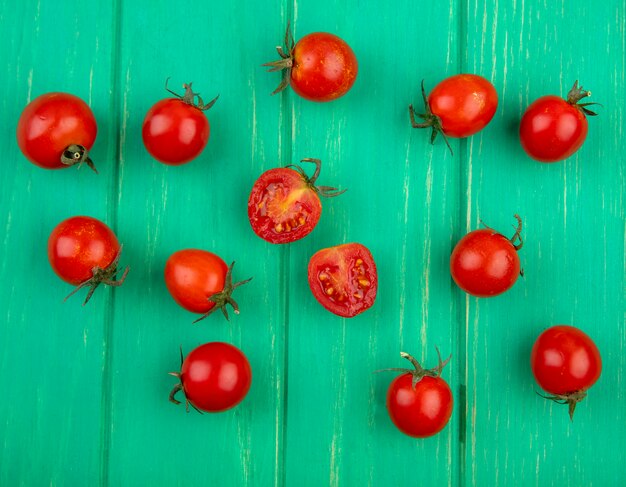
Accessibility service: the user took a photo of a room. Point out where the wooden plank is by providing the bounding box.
[281,2,462,485]
[461,0,626,484]
[0,0,118,484]
[105,1,287,485]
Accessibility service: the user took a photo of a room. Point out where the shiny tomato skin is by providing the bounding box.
[308,243,377,318]
[164,249,228,314]
[531,325,602,395]
[17,93,97,169]
[142,99,209,165]
[290,32,358,102]
[48,216,120,285]
[450,228,520,297]
[428,74,498,137]
[519,95,588,162]
[386,374,453,438]
[181,342,252,412]
[248,167,321,244]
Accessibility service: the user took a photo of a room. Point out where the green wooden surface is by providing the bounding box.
[0,0,624,485]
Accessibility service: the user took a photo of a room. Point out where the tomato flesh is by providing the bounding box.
[519,96,588,162]
[248,168,321,244]
[531,325,601,395]
[387,374,453,438]
[48,216,120,285]
[308,243,377,317]
[180,342,252,413]
[450,228,520,297]
[428,74,498,137]
[290,32,358,102]
[164,249,228,314]
[142,98,209,165]
[17,92,97,169]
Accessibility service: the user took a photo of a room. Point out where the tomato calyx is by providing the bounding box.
[566,80,599,116]
[409,80,453,155]
[164,78,218,111]
[63,246,130,305]
[377,347,451,388]
[480,214,524,251]
[262,22,296,95]
[60,144,98,174]
[536,389,588,421]
[168,346,204,414]
[286,158,347,198]
[192,261,252,324]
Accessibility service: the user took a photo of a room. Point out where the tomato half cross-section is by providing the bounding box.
[169,342,252,413]
[48,216,129,304]
[381,349,453,438]
[307,243,377,318]
[409,74,498,154]
[164,249,252,323]
[17,92,98,172]
[450,215,524,297]
[531,325,601,420]
[519,81,598,162]
[263,23,358,102]
[248,158,345,244]
[142,79,218,165]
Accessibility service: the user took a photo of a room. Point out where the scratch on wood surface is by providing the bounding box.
[468,296,478,487]
[26,68,33,103]
[250,77,257,161]
[118,63,131,205]
[237,418,251,485]
[420,153,433,353]
[398,142,412,344]
[562,165,567,231]
[446,2,454,67]
[88,65,94,106]
[329,321,347,487]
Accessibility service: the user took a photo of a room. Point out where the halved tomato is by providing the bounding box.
[307,243,377,318]
[247,158,344,244]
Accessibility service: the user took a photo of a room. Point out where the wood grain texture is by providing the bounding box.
[0,0,624,485]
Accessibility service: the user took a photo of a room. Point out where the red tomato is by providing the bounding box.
[263,24,357,102]
[384,350,453,438]
[169,342,252,413]
[48,216,129,304]
[531,325,601,420]
[248,158,345,244]
[142,80,218,165]
[17,92,98,172]
[519,81,598,162]
[164,249,251,322]
[409,74,498,153]
[450,215,523,297]
[307,243,377,318]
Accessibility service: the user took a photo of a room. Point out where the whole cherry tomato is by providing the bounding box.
[382,349,453,438]
[48,216,129,304]
[450,215,524,297]
[409,74,498,154]
[531,325,601,420]
[248,158,345,244]
[307,243,377,318]
[263,23,358,102]
[17,92,98,172]
[164,249,251,323]
[519,81,598,162]
[169,342,252,413]
[142,80,218,165]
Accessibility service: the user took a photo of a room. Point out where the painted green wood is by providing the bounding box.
[460,1,626,485]
[104,1,287,486]
[0,0,624,486]
[281,3,462,485]
[0,0,119,484]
